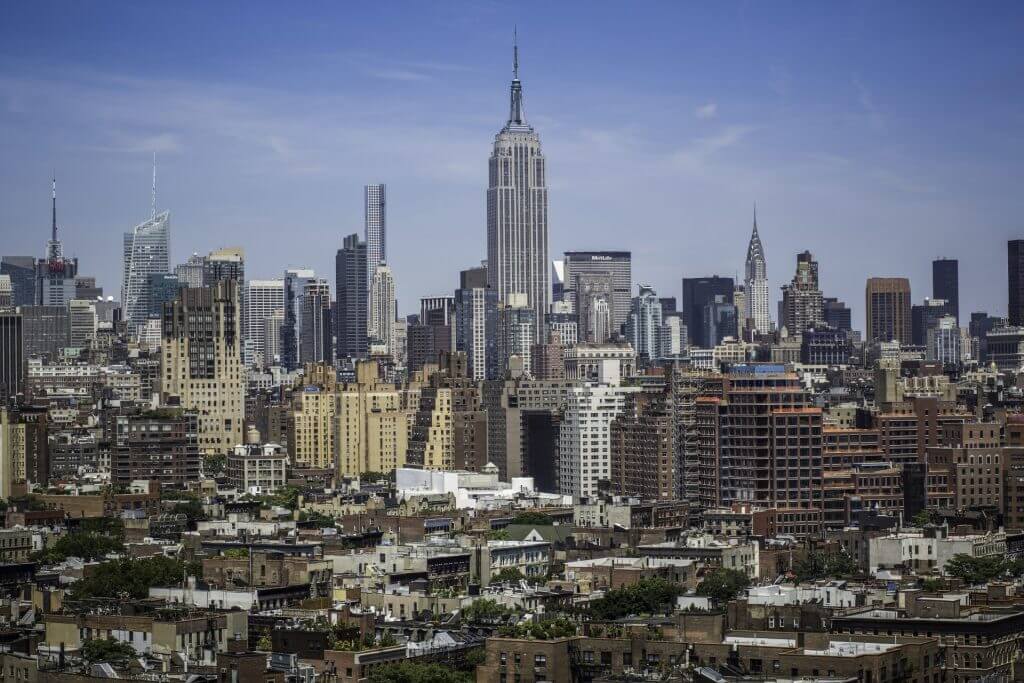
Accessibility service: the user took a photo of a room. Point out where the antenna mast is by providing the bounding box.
[152,152,157,219]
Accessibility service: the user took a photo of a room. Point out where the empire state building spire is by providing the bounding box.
[507,27,528,129]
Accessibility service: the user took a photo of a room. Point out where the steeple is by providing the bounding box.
[507,27,527,128]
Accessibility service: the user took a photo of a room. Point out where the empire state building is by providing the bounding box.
[486,39,550,342]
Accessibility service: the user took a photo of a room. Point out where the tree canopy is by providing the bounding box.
[696,568,751,604]
[461,599,512,624]
[70,557,201,601]
[509,511,553,526]
[368,661,473,683]
[32,530,124,564]
[792,551,858,583]
[587,578,683,620]
[81,638,137,664]
[497,617,577,640]
[944,554,1012,585]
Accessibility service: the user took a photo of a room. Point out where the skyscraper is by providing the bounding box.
[625,285,663,361]
[576,272,615,343]
[161,280,243,454]
[562,251,632,335]
[486,38,550,342]
[682,276,734,348]
[455,266,498,381]
[496,294,536,376]
[822,297,852,331]
[281,268,316,370]
[866,277,912,344]
[1009,240,1024,327]
[744,208,770,334]
[0,311,23,402]
[245,279,285,369]
[35,179,79,307]
[299,279,333,365]
[368,263,396,357]
[0,257,36,307]
[336,234,368,360]
[932,258,959,324]
[364,184,386,287]
[780,251,824,334]
[68,299,97,349]
[122,211,171,332]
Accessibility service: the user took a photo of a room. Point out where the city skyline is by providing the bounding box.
[2,3,1022,330]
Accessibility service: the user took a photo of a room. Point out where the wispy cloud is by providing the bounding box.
[853,76,884,131]
[364,68,434,82]
[668,125,758,171]
[695,102,718,120]
[85,131,183,154]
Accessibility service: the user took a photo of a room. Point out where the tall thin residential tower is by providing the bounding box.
[365,184,386,286]
[486,35,550,342]
[744,207,770,335]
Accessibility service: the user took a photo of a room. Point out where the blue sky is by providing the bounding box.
[2,2,1022,328]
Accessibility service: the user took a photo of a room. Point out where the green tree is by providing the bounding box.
[170,498,207,522]
[368,661,472,683]
[81,638,137,664]
[299,510,337,528]
[944,554,1007,585]
[493,567,526,584]
[222,548,249,559]
[792,551,858,583]
[462,599,512,624]
[696,568,750,604]
[921,578,944,592]
[497,618,577,641]
[912,510,931,527]
[1006,558,1024,578]
[203,453,226,476]
[70,556,200,601]
[588,578,683,620]
[509,511,553,526]
[32,531,124,564]
[257,634,272,651]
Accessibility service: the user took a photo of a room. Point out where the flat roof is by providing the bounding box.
[724,636,796,648]
[803,641,898,657]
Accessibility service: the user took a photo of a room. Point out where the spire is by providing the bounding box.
[513,25,519,80]
[745,202,766,274]
[51,176,57,244]
[46,175,63,261]
[152,152,157,219]
[507,27,526,127]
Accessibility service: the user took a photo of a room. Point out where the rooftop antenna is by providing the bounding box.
[51,176,57,243]
[513,25,519,80]
[151,152,157,219]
